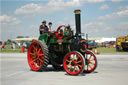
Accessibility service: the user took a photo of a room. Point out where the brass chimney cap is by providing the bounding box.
[74,10,81,14]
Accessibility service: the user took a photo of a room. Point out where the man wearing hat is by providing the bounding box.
[39,20,49,34]
[39,20,50,43]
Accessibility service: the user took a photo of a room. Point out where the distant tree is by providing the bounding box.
[16,36,24,38]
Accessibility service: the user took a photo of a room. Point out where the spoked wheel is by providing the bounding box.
[84,50,97,73]
[27,40,49,71]
[63,51,85,75]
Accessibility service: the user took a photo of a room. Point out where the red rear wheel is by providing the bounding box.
[27,41,49,71]
[84,50,97,73]
[64,51,85,75]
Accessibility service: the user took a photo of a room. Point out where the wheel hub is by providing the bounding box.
[71,60,77,66]
[34,54,38,58]
[71,61,75,66]
[35,54,38,57]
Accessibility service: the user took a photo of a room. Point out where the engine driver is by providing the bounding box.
[39,20,49,35]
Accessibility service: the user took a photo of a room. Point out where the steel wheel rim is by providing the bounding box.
[64,52,84,75]
[84,51,97,72]
[28,42,44,71]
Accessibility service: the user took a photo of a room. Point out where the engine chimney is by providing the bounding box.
[74,10,81,39]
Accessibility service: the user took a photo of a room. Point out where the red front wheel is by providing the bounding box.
[84,50,97,73]
[27,40,49,71]
[63,51,85,75]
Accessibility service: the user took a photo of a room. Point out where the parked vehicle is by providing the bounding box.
[87,40,98,50]
[116,35,128,51]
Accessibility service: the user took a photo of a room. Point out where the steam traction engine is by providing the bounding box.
[27,10,97,75]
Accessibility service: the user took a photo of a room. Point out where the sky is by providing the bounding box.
[0,0,128,41]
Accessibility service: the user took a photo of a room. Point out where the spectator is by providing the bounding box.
[18,42,21,48]
[23,42,27,48]
[12,42,16,50]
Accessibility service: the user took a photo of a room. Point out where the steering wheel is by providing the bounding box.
[55,25,67,39]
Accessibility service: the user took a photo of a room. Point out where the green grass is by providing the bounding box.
[94,47,128,53]
[0,49,22,53]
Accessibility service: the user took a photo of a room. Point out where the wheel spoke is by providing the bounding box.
[67,62,71,66]
[73,67,76,72]
[87,65,88,71]
[89,59,94,61]
[76,56,79,60]
[35,48,38,52]
[89,55,92,60]
[77,60,82,63]
[30,53,35,58]
[88,64,92,69]
[73,55,75,60]
[85,54,88,59]
[37,59,40,65]
[66,59,71,63]
[38,58,43,63]
[32,45,38,52]
[32,46,36,50]
[38,53,44,56]
[37,48,41,54]
[31,48,36,54]
[70,55,74,61]
[78,65,82,68]
[90,62,94,65]
[75,66,79,71]
[32,48,37,54]
[86,54,90,59]
[67,64,70,68]
[69,65,72,71]
[30,58,37,64]
[67,60,72,65]
[30,52,35,55]
[31,56,36,60]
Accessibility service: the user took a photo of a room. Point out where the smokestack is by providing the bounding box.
[74,10,81,39]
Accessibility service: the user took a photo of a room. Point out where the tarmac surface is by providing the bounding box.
[0,53,128,85]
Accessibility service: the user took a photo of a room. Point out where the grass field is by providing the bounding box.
[0,45,128,53]
[94,47,128,53]
[0,48,22,53]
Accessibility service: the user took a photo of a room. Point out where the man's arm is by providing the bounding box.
[40,25,44,31]
[45,26,51,32]
[40,29,44,31]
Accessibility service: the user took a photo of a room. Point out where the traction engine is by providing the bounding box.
[27,10,97,75]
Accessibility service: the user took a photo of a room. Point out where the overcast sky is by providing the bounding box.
[0,0,128,41]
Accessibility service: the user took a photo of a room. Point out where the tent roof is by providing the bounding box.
[11,37,38,41]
